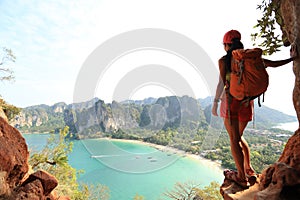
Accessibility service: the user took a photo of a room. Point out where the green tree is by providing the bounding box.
[0,98,20,121]
[251,0,287,55]
[194,181,223,200]
[0,47,16,82]
[80,183,110,200]
[164,181,199,200]
[29,126,110,199]
[164,181,222,200]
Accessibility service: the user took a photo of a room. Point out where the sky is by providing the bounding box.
[0,0,297,116]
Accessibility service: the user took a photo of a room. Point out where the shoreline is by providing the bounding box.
[273,121,298,132]
[103,137,224,173]
[22,133,224,173]
[22,132,51,135]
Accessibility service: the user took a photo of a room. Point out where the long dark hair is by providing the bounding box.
[225,38,244,72]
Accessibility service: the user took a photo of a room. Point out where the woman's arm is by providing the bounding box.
[214,76,225,102]
[263,57,294,68]
[212,58,226,116]
[264,44,298,68]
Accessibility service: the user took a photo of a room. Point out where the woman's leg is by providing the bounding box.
[224,117,246,181]
[239,121,255,175]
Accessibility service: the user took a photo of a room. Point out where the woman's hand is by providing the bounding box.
[290,43,298,59]
[212,102,219,116]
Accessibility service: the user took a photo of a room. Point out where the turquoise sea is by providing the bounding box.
[274,121,298,132]
[24,134,223,200]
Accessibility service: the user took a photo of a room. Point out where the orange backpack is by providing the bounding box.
[229,48,269,102]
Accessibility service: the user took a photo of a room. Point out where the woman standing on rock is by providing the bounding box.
[212,30,298,188]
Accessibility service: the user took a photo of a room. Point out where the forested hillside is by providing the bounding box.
[11,96,296,134]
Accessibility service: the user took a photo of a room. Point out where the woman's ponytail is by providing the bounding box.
[225,38,244,73]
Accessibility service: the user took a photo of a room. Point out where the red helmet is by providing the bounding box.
[223,30,241,44]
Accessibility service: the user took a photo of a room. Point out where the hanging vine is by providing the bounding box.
[251,0,289,55]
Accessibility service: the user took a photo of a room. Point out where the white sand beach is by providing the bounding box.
[106,137,224,173]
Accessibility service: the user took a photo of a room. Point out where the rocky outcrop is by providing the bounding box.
[281,0,300,126]
[0,116,59,199]
[0,117,29,193]
[220,176,260,200]
[257,162,300,199]
[0,107,8,122]
[11,170,58,200]
[256,0,300,199]
[220,0,300,199]
[256,130,300,199]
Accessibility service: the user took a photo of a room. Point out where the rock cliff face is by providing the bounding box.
[220,0,300,199]
[11,103,66,133]
[65,96,206,137]
[0,116,60,200]
[12,96,208,137]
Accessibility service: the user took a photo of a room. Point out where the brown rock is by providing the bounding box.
[278,130,300,171]
[252,1,300,199]
[20,170,58,196]
[0,117,29,190]
[220,175,260,200]
[11,170,58,200]
[257,162,300,200]
[281,0,300,126]
[0,116,61,199]
[0,108,8,123]
[13,179,45,200]
[0,171,10,197]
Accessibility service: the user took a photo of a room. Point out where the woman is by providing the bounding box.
[212,30,298,188]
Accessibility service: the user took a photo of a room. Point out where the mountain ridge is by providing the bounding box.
[11,96,297,134]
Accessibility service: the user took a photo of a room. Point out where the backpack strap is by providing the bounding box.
[252,107,255,129]
[238,60,244,85]
[257,93,265,107]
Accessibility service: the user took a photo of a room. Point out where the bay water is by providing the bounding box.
[274,121,298,132]
[24,134,223,200]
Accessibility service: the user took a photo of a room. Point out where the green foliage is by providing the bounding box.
[251,0,284,55]
[0,98,21,121]
[29,126,110,199]
[80,183,110,200]
[203,129,289,172]
[0,47,16,82]
[194,181,223,200]
[164,181,200,200]
[29,126,83,198]
[144,129,174,146]
[133,193,145,200]
[110,123,290,173]
[164,181,222,200]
